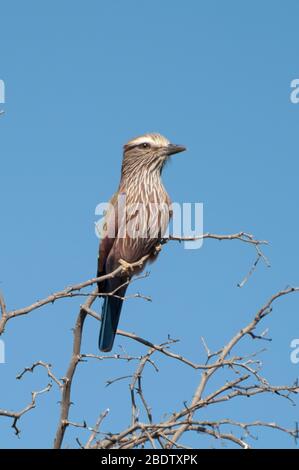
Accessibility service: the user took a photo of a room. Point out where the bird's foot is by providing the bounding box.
[119,258,135,273]
[153,243,162,255]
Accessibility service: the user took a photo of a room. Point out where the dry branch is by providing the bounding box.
[1,231,298,449]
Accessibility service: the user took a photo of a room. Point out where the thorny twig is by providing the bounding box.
[0,384,52,436]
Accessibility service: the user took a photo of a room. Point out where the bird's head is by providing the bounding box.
[122,133,186,176]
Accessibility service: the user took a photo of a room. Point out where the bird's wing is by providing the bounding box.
[97,192,119,282]
[97,193,128,352]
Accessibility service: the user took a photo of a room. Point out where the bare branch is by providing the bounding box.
[16,361,63,389]
[2,229,298,450]
[53,289,97,449]
[0,232,267,335]
[85,409,110,449]
[0,384,52,435]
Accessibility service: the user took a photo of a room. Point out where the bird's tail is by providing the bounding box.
[99,294,124,352]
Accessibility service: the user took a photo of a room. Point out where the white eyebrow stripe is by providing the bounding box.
[126,133,170,148]
[129,136,157,146]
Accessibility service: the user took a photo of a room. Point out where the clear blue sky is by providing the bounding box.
[0,0,299,449]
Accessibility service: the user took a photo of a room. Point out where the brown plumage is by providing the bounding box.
[97,133,186,351]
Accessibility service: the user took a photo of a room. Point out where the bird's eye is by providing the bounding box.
[141,143,150,149]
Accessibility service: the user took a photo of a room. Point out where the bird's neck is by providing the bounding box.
[119,166,167,203]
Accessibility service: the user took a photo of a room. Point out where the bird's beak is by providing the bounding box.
[167,143,187,156]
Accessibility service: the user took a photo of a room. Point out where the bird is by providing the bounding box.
[97,133,186,352]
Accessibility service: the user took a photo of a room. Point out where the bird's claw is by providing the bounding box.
[119,258,134,273]
[153,243,162,255]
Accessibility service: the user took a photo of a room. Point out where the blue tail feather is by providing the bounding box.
[99,295,124,352]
